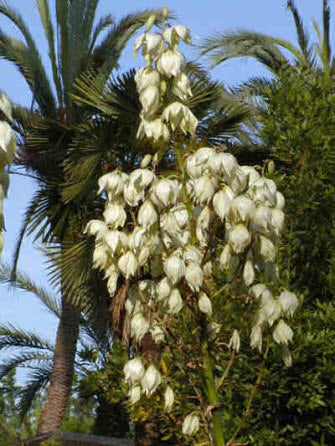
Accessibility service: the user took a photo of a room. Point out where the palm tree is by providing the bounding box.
[0,261,129,437]
[201,0,334,94]
[0,0,170,433]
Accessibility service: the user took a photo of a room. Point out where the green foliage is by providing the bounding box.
[261,71,334,301]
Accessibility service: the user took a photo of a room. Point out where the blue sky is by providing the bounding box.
[0,0,324,372]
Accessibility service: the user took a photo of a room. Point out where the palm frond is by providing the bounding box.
[0,323,54,352]
[322,0,331,70]
[201,30,289,74]
[0,352,53,380]
[287,0,315,65]
[0,31,55,115]
[36,0,62,105]
[17,364,52,420]
[0,261,61,318]
[89,14,115,52]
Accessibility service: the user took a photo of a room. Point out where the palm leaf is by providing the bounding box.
[0,261,61,317]
[0,352,53,380]
[36,0,63,105]
[17,365,52,420]
[0,324,54,352]
[287,0,315,65]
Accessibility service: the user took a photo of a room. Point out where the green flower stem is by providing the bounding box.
[202,339,225,446]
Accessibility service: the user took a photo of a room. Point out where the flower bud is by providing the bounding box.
[118,251,138,278]
[168,288,183,313]
[250,325,262,352]
[278,290,299,317]
[198,292,212,315]
[164,254,185,284]
[258,235,276,262]
[182,414,200,436]
[185,261,203,292]
[141,364,161,395]
[229,329,241,353]
[124,358,145,384]
[164,386,174,411]
[273,319,293,345]
[243,260,255,286]
[228,224,251,254]
[129,385,141,404]
[131,313,150,342]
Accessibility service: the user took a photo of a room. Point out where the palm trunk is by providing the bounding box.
[38,294,81,434]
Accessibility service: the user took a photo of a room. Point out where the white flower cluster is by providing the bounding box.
[86,15,298,438]
[135,22,197,142]
[0,93,16,254]
[87,144,298,421]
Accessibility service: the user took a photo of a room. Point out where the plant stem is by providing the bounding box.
[202,339,225,446]
[228,339,270,444]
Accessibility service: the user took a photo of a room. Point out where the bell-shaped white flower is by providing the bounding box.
[85,220,108,241]
[203,260,212,276]
[129,385,141,404]
[105,230,127,254]
[162,102,197,135]
[271,208,285,236]
[124,181,144,206]
[103,203,126,228]
[241,165,260,187]
[229,195,255,223]
[209,152,238,177]
[141,364,161,395]
[278,291,299,317]
[0,93,12,120]
[275,191,285,210]
[140,86,160,115]
[98,171,127,196]
[106,270,118,296]
[141,154,152,168]
[219,244,231,270]
[282,346,292,368]
[118,251,138,278]
[228,224,251,254]
[273,319,294,345]
[124,357,145,384]
[251,205,271,235]
[168,288,183,313]
[250,325,262,352]
[130,168,156,190]
[249,283,267,300]
[208,322,221,338]
[259,294,281,326]
[243,260,255,286]
[164,255,185,283]
[171,204,189,228]
[164,386,174,411]
[198,292,212,315]
[184,245,202,264]
[131,313,150,342]
[135,67,160,93]
[185,261,203,292]
[194,147,216,166]
[164,25,190,45]
[128,226,146,251]
[258,235,276,262]
[229,329,241,353]
[182,414,200,436]
[137,117,170,142]
[186,154,203,178]
[213,186,235,221]
[151,179,179,207]
[193,175,216,204]
[0,121,16,165]
[150,325,165,343]
[0,233,5,255]
[172,73,192,100]
[135,33,162,56]
[156,277,173,301]
[92,244,108,270]
[156,49,184,78]
[229,167,248,194]
[138,200,158,228]
[197,206,211,230]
